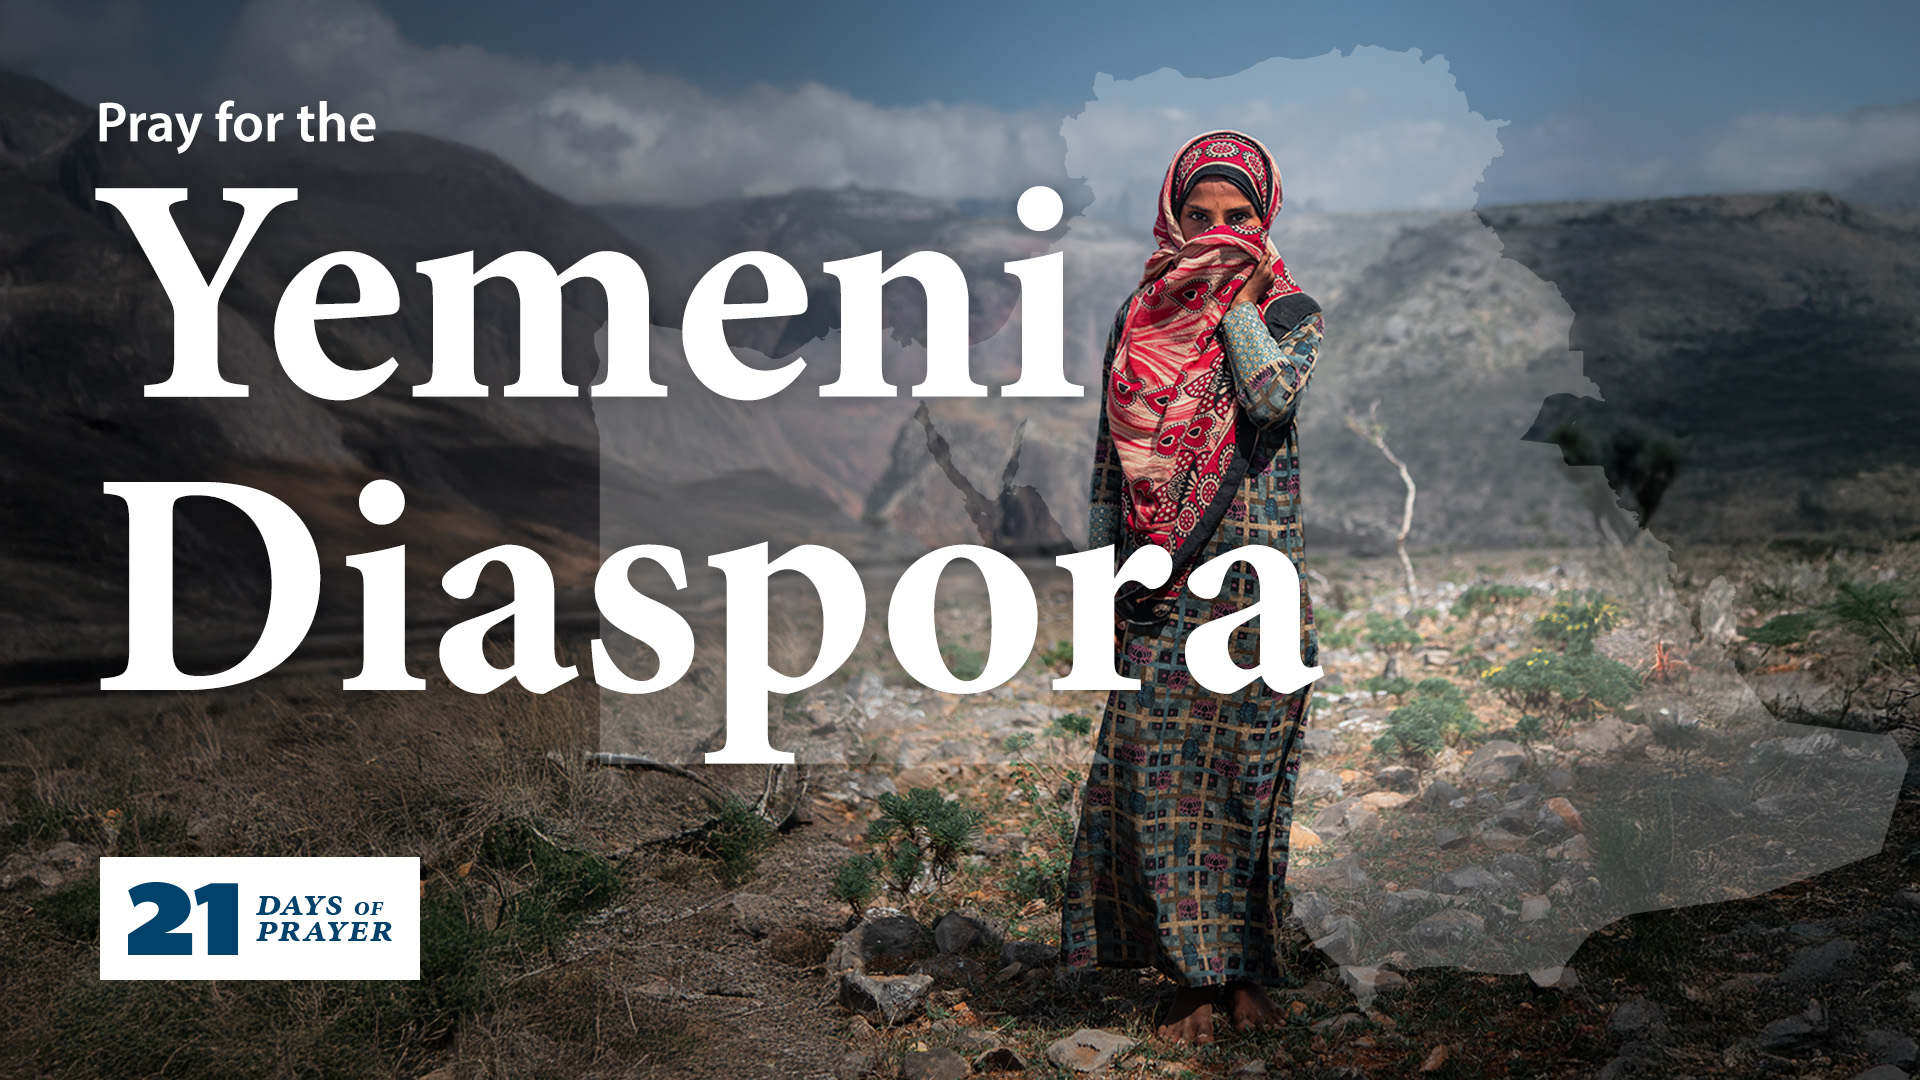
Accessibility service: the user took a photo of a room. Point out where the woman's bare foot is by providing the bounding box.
[1222,981,1286,1032]
[1156,986,1218,1044]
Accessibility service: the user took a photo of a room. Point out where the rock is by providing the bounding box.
[1473,824,1528,852]
[1289,822,1322,849]
[839,972,934,1025]
[1759,1015,1816,1051]
[1338,965,1408,998]
[1555,835,1595,861]
[0,841,96,890]
[1433,864,1501,896]
[1851,1067,1911,1080]
[1300,768,1344,799]
[1575,718,1647,756]
[1545,768,1575,791]
[1303,729,1339,755]
[908,955,988,985]
[973,1046,1027,1073]
[1483,855,1539,895]
[1421,648,1452,666]
[1519,895,1552,923]
[836,1050,874,1079]
[933,909,1005,956]
[1310,1011,1367,1036]
[829,910,935,974]
[1542,797,1585,832]
[1410,909,1484,947]
[1506,782,1540,801]
[1312,916,1361,965]
[1421,779,1462,807]
[948,1030,1000,1054]
[1529,966,1578,989]
[1866,1030,1920,1068]
[998,940,1059,970]
[1044,1028,1136,1072]
[1783,939,1855,983]
[1362,791,1414,811]
[901,1048,971,1080]
[1294,853,1371,891]
[1698,576,1738,648]
[1433,826,1468,849]
[1376,765,1420,792]
[1609,996,1667,1039]
[1230,1059,1268,1076]
[1463,740,1527,784]
[1865,1030,1920,1069]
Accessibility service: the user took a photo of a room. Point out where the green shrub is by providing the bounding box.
[1824,579,1920,670]
[1481,649,1640,733]
[827,854,877,917]
[702,797,777,888]
[1365,612,1421,655]
[862,788,983,898]
[1361,675,1413,701]
[1530,589,1622,656]
[1451,583,1532,632]
[1372,679,1480,759]
[1739,611,1819,649]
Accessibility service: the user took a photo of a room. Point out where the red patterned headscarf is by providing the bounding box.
[1107,130,1302,569]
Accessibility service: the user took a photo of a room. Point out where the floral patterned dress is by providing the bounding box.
[1063,292,1324,987]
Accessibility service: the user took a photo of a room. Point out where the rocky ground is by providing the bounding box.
[5,542,1920,1079]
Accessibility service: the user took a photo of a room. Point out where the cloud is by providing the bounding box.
[1062,48,1509,222]
[218,0,1070,205]
[1700,102,1920,195]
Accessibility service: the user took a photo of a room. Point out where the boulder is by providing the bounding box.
[1375,765,1420,793]
[828,910,935,974]
[933,909,1005,955]
[1463,740,1527,784]
[838,972,933,1025]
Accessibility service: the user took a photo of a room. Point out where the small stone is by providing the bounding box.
[1610,996,1666,1039]
[1044,1028,1136,1072]
[1362,790,1414,811]
[1545,768,1575,791]
[1422,779,1462,807]
[1474,825,1528,852]
[1433,864,1501,895]
[992,962,1020,983]
[949,1030,1000,1055]
[836,1050,874,1079]
[1230,1059,1268,1077]
[1557,835,1595,861]
[1433,826,1468,849]
[1409,909,1484,947]
[1851,1067,1911,1080]
[973,1046,1027,1073]
[1300,768,1344,799]
[1783,939,1855,983]
[1865,1029,1920,1068]
[1506,782,1540,801]
[1290,822,1322,850]
[1528,966,1578,989]
[1310,1012,1367,1036]
[838,972,934,1025]
[1760,1015,1816,1051]
[900,1047,971,1080]
[1543,797,1585,832]
[998,940,1058,969]
[1519,895,1552,923]
[1376,765,1420,792]
[1293,853,1371,891]
[1337,965,1408,998]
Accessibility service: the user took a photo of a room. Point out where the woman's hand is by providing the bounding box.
[1233,252,1275,308]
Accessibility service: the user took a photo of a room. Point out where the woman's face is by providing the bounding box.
[1178,176,1259,242]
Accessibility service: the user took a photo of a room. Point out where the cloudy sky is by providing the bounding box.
[5,0,1918,213]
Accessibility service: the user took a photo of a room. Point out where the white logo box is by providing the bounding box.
[100,857,420,980]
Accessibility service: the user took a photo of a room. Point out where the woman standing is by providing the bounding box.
[1062,130,1324,1044]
